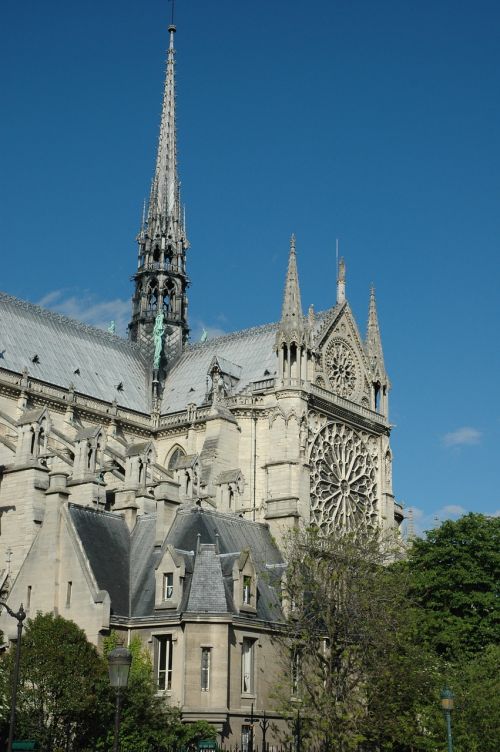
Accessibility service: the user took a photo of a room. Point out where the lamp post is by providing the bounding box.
[258,710,270,752]
[440,687,454,752]
[108,646,132,752]
[0,601,26,752]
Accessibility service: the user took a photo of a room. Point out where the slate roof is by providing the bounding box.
[69,504,130,617]
[165,507,285,622]
[186,544,228,613]
[0,292,149,413]
[68,503,285,623]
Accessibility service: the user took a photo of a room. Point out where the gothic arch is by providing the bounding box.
[166,444,186,472]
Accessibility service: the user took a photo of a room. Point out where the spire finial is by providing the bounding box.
[290,233,296,252]
[168,0,176,27]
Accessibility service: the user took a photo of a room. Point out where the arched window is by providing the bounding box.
[167,446,185,472]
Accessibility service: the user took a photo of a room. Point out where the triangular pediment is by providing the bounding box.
[313,303,373,407]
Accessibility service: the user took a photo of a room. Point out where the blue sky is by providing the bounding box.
[1,0,499,533]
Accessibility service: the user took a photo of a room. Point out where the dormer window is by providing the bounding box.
[243,575,252,606]
[163,573,174,600]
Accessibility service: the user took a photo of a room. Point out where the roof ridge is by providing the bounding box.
[186,319,279,351]
[0,291,143,354]
[184,308,333,353]
[68,502,127,522]
[178,505,271,529]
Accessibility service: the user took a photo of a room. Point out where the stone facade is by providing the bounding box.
[0,18,403,746]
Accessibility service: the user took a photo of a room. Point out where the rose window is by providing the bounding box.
[325,340,357,397]
[310,423,378,533]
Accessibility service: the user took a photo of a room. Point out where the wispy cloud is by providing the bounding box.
[37,289,130,336]
[442,426,482,448]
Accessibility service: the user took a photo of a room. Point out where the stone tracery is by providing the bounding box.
[324,339,358,397]
[310,422,378,533]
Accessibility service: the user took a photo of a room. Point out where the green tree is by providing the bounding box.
[403,514,500,751]
[275,527,436,752]
[11,612,106,751]
[99,632,216,752]
[407,513,500,660]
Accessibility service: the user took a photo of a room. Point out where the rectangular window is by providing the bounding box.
[241,638,254,694]
[241,725,251,752]
[291,648,301,696]
[243,575,252,605]
[156,635,173,690]
[26,585,32,609]
[163,573,174,600]
[66,581,72,607]
[201,647,211,692]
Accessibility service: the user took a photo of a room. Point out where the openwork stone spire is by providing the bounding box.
[129,23,189,378]
[148,25,181,238]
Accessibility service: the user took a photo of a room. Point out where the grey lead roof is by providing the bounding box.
[161,322,279,412]
[0,290,335,418]
[161,310,333,413]
[0,292,149,413]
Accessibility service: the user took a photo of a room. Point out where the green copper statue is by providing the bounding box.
[153,310,165,369]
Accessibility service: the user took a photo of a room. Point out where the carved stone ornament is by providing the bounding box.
[310,422,378,533]
[324,339,358,397]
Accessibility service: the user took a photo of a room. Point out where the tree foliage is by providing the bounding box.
[275,527,433,751]
[6,612,106,751]
[406,513,500,660]
[99,631,216,752]
[0,616,216,752]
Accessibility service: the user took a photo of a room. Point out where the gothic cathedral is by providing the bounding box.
[0,19,402,742]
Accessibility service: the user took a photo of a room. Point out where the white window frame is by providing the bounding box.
[243,575,252,605]
[156,635,173,691]
[163,572,174,601]
[241,637,255,694]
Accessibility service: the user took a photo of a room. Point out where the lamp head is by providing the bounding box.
[108,646,132,688]
[440,687,454,712]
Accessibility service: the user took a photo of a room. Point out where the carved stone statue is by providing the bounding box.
[153,310,165,369]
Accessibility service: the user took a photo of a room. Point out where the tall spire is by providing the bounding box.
[366,285,386,380]
[148,25,181,238]
[281,235,303,324]
[129,21,190,385]
[276,235,308,348]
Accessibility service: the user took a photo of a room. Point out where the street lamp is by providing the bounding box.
[0,601,26,752]
[440,687,454,752]
[108,646,132,752]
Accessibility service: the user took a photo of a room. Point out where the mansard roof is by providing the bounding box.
[0,292,149,413]
[67,503,284,622]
